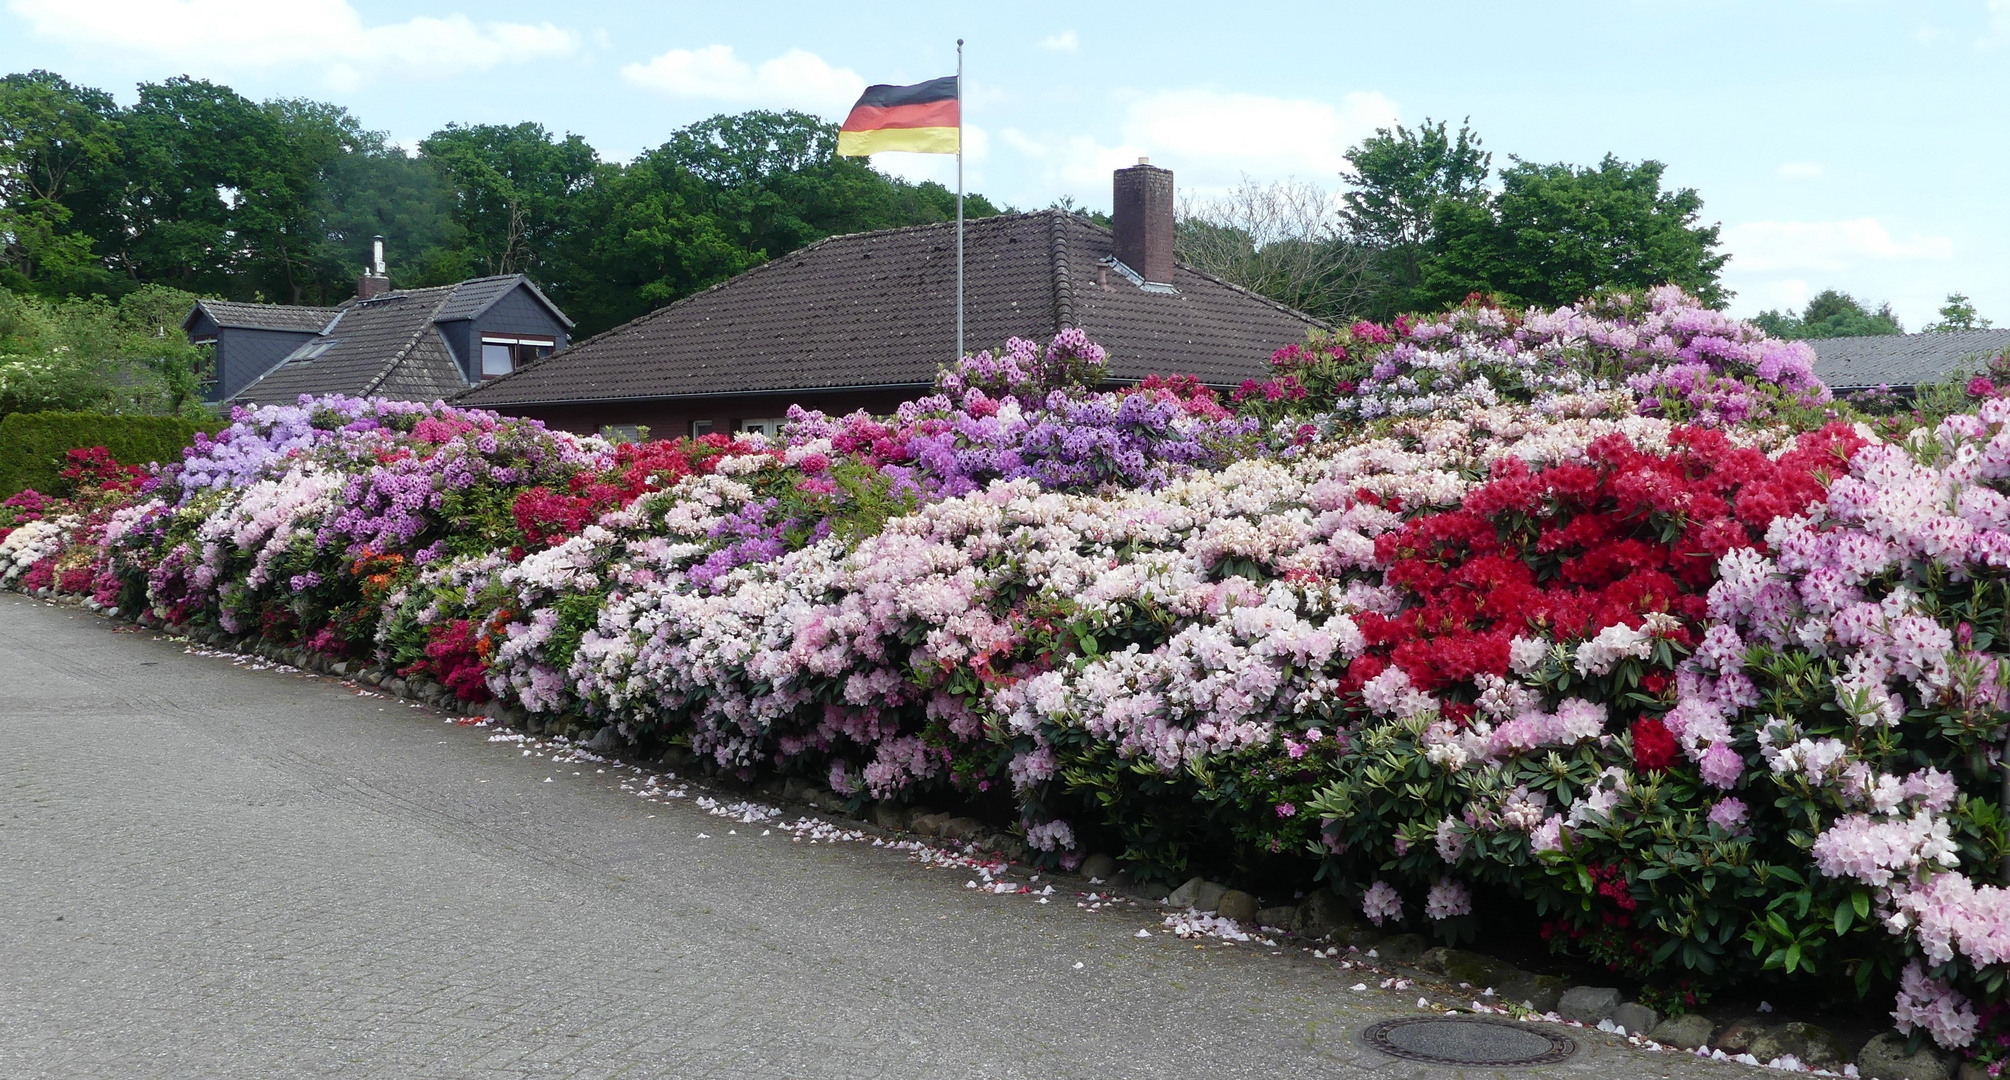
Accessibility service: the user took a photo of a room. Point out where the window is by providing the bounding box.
[738,417,789,439]
[479,335,554,378]
[287,338,340,363]
[599,424,649,444]
[691,420,714,438]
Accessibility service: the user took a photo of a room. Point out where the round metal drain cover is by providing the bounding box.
[1362,1016,1577,1067]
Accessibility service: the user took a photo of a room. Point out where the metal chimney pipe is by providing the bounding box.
[372,235,386,277]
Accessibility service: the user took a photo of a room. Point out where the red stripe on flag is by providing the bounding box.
[840,99,959,133]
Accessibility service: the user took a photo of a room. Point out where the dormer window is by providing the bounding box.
[480,335,554,378]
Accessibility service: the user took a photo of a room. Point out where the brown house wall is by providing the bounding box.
[494,387,931,439]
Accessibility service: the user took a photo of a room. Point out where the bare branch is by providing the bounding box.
[1174,175,1374,323]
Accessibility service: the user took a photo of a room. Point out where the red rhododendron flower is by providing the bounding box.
[1632,717,1678,773]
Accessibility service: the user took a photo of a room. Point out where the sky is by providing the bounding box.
[4,0,2006,327]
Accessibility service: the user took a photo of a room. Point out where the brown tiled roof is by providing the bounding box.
[188,299,342,333]
[458,211,1326,409]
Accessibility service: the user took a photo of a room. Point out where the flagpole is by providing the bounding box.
[956,37,965,362]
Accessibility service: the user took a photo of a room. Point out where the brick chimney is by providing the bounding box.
[356,235,390,300]
[1111,158,1175,286]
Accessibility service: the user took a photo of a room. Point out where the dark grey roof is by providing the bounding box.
[1811,329,2010,390]
[186,299,341,333]
[229,276,560,404]
[434,275,574,328]
[458,210,1327,409]
[233,287,461,404]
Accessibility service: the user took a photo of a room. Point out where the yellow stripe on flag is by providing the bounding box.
[836,126,960,157]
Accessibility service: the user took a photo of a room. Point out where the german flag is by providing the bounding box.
[835,76,959,156]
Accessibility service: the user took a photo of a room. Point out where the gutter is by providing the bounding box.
[464,373,1250,411]
[465,381,940,410]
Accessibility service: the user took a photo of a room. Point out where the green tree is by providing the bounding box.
[87,77,275,294]
[556,110,1001,334]
[661,110,999,261]
[419,122,598,282]
[1338,118,1490,318]
[1754,290,1904,339]
[314,142,460,289]
[1423,155,1728,309]
[0,70,123,296]
[559,149,757,332]
[0,283,208,416]
[1925,292,1992,332]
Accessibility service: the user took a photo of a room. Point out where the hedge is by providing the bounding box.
[18,297,2010,1055]
[0,411,214,498]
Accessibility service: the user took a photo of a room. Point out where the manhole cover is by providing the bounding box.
[1361,1016,1577,1067]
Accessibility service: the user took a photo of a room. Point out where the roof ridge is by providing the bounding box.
[1809,328,2010,344]
[795,208,1058,252]
[359,289,457,397]
[1050,210,1074,331]
[1052,212,1332,331]
[469,211,1072,400]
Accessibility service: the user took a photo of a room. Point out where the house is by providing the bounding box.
[1810,329,2010,394]
[185,240,574,404]
[455,163,1327,437]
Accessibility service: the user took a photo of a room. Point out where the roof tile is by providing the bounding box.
[459,210,1325,408]
[1812,330,2010,390]
[191,299,341,333]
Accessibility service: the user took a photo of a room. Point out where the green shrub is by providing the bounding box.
[0,411,215,497]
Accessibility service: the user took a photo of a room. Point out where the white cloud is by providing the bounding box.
[621,45,865,117]
[1721,217,1954,273]
[1777,162,1823,178]
[1989,0,2010,45]
[1040,30,1079,52]
[1127,89,1398,180]
[1003,88,1399,203]
[5,0,578,86]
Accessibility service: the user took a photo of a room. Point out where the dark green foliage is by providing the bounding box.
[417,121,599,283]
[0,410,214,497]
[0,283,214,417]
[1753,289,1905,340]
[2,71,1004,337]
[0,70,124,297]
[1927,292,1992,333]
[1423,155,1728,310]
[1332,119,1730,320]
[1340,118,1491,319]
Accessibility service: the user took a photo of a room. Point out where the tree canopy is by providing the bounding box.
[1926,291,1993,332]
[1752,289,1905,339]
[0,72,1003,335]
[1180,118,1736,324]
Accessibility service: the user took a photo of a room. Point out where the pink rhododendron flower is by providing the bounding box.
[1425,879,1472,921]
[1362,881,1403,926]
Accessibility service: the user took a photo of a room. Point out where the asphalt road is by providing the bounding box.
[0,592,1756,1079]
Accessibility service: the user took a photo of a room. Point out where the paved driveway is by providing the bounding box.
[0,593,1756,1079]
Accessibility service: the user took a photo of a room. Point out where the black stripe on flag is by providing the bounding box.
[854,76,958,109]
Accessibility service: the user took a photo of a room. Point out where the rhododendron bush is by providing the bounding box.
[14,298,2010,1049]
